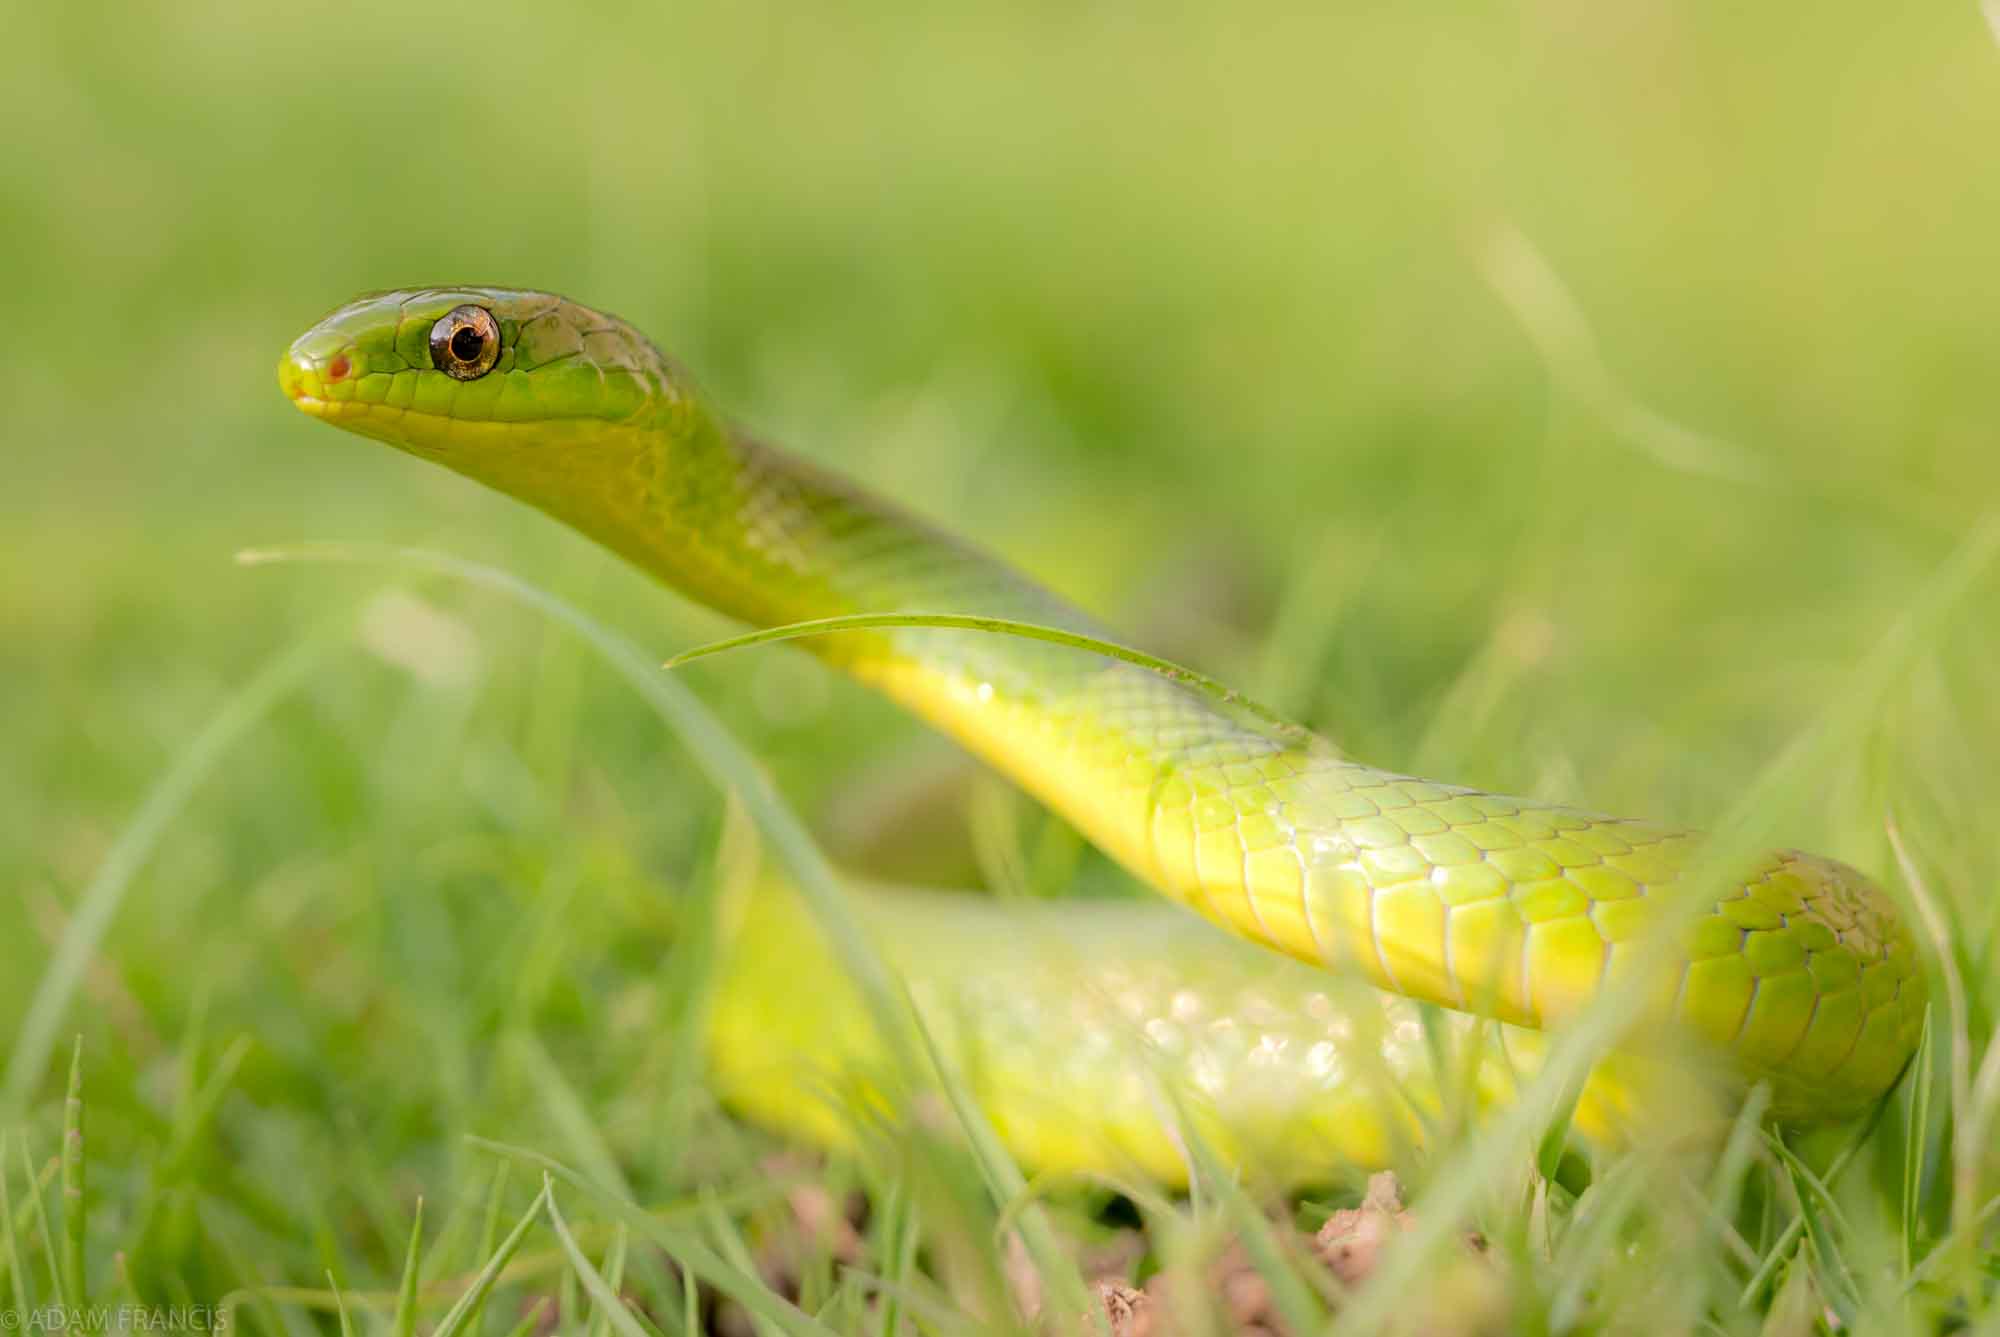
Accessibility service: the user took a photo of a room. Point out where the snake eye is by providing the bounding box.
[429,305,501,381]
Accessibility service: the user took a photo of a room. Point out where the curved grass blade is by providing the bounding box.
[327,1272,356,1337]
[60,1038,83,1307]
[542,1192,647,1337]
[662,612,1309,741]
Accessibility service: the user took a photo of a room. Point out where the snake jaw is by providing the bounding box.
[276,357,337,419]
[278,312,376,422]
[278,359,377,431]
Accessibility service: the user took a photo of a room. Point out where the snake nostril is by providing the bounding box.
[326,355,351,382]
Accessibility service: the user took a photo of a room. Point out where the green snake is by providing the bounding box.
[280,287,1924,1182]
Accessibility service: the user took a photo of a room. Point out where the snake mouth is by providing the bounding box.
[277,347,395,425]
[278,348,337,415]
[280,385,364,424]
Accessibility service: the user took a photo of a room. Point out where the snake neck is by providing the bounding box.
[543,402,1079,639]
[615,393,1347,898]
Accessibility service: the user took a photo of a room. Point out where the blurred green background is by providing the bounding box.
[3,0,1997,1304]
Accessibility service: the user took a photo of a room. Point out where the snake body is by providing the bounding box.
[281,288,1924,1178]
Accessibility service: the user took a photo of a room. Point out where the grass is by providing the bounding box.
[5,0,2000,1331]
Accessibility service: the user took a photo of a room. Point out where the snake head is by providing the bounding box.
[279,286,688,451]
[279,286,707,550]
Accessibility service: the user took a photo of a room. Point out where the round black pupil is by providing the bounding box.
[449,324,485,362]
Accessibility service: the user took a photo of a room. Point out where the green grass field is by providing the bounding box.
[4,3,1998,1332]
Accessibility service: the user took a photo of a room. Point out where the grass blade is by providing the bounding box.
[1,1132,28,1313]
[1533,1065,1586,1189]
[506,1030,633,1200]
[461,1163,512,1337]
[1770,1133,1859,1328]
[1888,818,1976,1235]
[1737,1089,1894,1309]
[870,1181,919,1337]
[545,1181,654,1337]
[698,1190,780,1337]
[584,1223,630,1337]
[61,1036,84,1306]
[662,612,1306,740]
[903,988,1096,1332]
[496,1297,550,1337]
[1903,1007,1935,1278]
[392,1197,425,1337]
[162,1034,253,1179]
[1166,1097,1327,1335]
[430,1183,550,1337]
[17,1138,60,1306]
[326,1271,356,1337]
